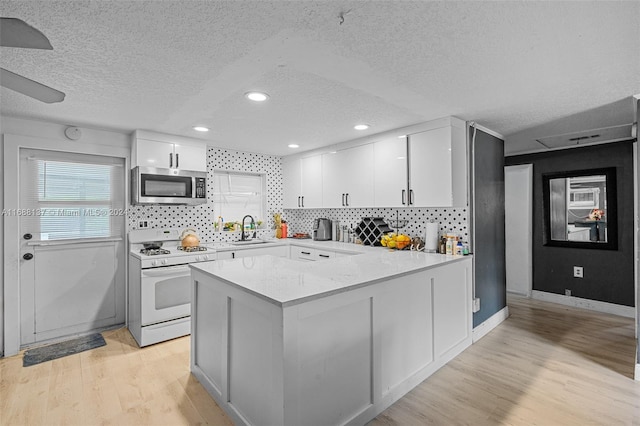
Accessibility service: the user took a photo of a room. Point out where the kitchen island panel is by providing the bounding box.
[376,274,433,396]
[287,297,372,426]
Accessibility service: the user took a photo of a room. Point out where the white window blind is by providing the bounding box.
[212,171,266,224]
[21,149,125,240]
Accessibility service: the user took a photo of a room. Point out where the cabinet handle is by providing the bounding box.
[232,252,235,259]
[319,254,330,258]
[345,193,349,206]
[176,153,179,168]
[402,189,406,205]
[301,251,311,255]
[409,189,414,205]
[169,153,173,168]
[341,193,345,206]
[297,196,300,208]
[301,196,304,208]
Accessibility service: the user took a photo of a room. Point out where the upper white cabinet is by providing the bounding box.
[373,137,408,207]
[282,155,323,208]
[131,130,207,172]
[282,117,468,209]
[322,144,374,208]
[408,119,467,207]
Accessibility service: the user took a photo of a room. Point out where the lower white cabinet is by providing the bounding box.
[217,245,288,260]
[290,246,341,261]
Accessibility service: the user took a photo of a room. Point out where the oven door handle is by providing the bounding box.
[142,265,191,277]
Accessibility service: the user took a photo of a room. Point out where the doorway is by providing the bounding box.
[3,134,129,356]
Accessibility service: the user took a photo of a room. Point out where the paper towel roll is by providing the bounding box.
[424,222,439,252]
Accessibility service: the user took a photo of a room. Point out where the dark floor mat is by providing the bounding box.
[23,333,106,367]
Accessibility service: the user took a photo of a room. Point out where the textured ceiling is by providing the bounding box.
[0,1,638,156]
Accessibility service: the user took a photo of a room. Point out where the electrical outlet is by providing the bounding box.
[138,221,149,229]
[472,298,480,313]
[565,289,571,296]
[573,266,583,278]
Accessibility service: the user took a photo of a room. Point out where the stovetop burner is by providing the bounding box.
[140,248,171,256]
[177,246,208,252]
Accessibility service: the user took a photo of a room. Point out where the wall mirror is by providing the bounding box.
[542,167,617,250]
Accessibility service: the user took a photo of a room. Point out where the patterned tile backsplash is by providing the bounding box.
[284,207,468,243]
[127,147,283,243]
[128,146,469,243]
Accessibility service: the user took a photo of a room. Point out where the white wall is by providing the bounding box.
[1,117,130,357]
[505,164,533,296]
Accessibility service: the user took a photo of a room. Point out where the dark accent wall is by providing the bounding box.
[506,141,634,306]
[471,128,506,327]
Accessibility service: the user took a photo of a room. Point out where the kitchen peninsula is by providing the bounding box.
[190,242,472,426]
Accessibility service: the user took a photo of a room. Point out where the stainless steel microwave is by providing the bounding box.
[131,166,207,205]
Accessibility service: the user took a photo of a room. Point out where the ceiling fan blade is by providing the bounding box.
[0,68,65,103]
[1,17,53,49]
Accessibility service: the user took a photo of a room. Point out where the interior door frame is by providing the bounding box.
[3,134,130,357]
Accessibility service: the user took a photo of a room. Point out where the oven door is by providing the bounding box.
[140,264,191,326]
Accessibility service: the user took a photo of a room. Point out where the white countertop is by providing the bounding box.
[191,239,470,307]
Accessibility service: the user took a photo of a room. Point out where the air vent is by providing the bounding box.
[536,124,634,149]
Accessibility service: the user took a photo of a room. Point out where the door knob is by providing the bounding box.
[23,233,32,240]
[23,253,34,260]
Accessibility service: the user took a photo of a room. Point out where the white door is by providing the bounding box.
[322,145,374,208]
[135,138,173,168]
[173,142,207,172]
[19,149,126,346]
[505,164,533,296]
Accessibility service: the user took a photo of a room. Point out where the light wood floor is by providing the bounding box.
[1,296,638,425]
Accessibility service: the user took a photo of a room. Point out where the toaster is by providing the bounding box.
[313,218,332,241]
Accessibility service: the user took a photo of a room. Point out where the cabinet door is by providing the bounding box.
[283,158,302,209]
[322,144,374,208]
[346,144,374,207]
[300,155,322,208]
[374,137,408,207]
[135,138,173,168]
[409,127,453,207]
[173,143,207,172]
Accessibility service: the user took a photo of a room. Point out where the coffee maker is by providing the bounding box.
[313,218,332,241]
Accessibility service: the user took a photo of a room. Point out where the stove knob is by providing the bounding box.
[162,259,168,265]
[152,260,159,267]
[195,255,201,261]
[203,254,209,261]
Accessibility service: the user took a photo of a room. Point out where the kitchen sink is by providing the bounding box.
[231,239,268,246]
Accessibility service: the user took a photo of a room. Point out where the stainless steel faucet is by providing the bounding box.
[240,215,256,241]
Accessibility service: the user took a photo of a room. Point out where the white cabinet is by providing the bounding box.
[132,131,207,172]
[217,245,288,260]
[373,137,408,207]
[322,144,374,208]
[283,155,323,208]
[407,120,467,207]
[290,245,344,261]
[282,157,302,209]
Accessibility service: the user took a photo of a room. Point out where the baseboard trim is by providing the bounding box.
[472,306,510,343]
[531,290,635,318]
[635,363,640,381]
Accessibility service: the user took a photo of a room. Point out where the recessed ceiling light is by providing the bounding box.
[354,124,370,130]
[245,92,269,102]
[193,126,209,132]
[288,144,299,149]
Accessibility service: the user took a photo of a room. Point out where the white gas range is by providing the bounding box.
[128,228,215,347]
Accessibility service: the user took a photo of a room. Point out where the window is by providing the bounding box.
[212,171,266,226]
[22,149,125,240]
